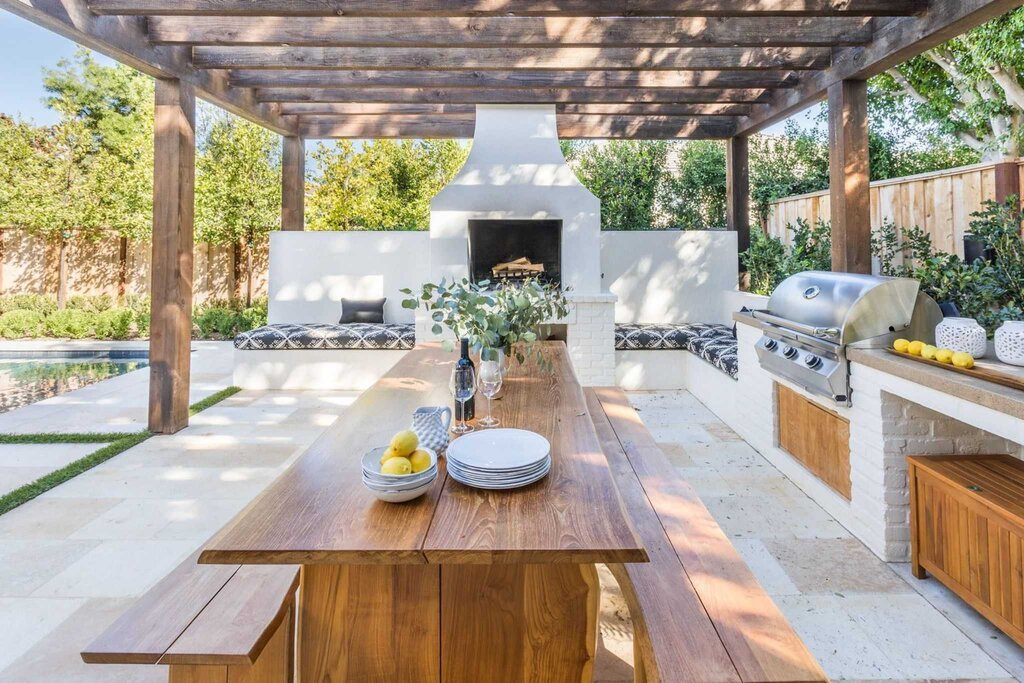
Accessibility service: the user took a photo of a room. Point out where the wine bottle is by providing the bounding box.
[455,338,475,421]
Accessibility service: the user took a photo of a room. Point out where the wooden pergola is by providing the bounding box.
[0,0,1019,433]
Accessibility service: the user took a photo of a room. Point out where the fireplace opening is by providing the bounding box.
[468,219,562,287]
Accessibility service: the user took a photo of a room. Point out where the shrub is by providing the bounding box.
[0,294,57,317]
[125,295,150,335]
[94,308,134,340]
[0,310,45,338]
[239,297,268,332]
[45,309,95,339]
[741,218,832,295]
[68,294,113,313]
[194,307,241,339]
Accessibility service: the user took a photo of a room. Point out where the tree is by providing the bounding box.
[568,140,667,230]
[195,109,281,305]
[306,139,468,231]
[878,8,1024,161]
[662,141,727,229]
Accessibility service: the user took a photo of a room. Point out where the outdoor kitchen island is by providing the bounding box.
[721,314,1024,567]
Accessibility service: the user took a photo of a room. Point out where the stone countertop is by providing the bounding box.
[847,348,1024,422]
[734,310,1024,421]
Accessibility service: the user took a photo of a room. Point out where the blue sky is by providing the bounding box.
[0,9,812,135]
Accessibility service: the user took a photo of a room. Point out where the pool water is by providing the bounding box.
[0,353,149,414]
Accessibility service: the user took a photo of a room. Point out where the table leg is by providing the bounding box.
[441,563,600,683]
[298,564,440,682]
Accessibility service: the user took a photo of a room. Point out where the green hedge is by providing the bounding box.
[0,294,268,340]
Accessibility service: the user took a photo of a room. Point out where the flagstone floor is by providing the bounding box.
[0,346,1020,682]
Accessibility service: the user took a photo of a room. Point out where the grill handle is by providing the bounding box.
[751,310,841,340]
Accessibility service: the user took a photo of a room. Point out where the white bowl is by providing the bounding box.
[361,447,438,481]
[364,474,437,503]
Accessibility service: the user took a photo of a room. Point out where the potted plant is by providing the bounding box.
[401,277,570,369]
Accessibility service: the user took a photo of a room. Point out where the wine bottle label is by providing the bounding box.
[455,398,475,421]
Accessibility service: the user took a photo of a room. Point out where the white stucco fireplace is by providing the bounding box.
[423,104,617,386]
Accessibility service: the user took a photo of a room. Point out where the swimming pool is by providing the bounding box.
[0,351,149,414]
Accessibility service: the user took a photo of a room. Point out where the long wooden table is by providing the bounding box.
[200,342,646,682]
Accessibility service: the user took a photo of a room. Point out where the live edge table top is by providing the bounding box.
[199,342,647,567]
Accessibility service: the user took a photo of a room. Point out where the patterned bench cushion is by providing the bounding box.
[615,323,738,378]
[235,323,415,351]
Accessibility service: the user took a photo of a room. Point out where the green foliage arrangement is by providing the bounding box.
[402,277,570,367]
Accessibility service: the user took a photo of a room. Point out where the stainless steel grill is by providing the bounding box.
[750,272,942,406]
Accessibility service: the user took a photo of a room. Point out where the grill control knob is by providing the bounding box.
[805,355,824,370]
[764,338,778,351]
[782,345,799,360]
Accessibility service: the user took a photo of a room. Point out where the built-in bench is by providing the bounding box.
[82,552,299,683]
[615,323,738,390]
[233,322,415,390]
[586,387,826,683]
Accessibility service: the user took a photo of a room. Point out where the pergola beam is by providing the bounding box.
[192,46,833,71]
[258,87,771,104]
[736,0,1024,135]
[89,0,929,17]
[297,114,738,139]
[280,102,754,116]
[229,69,801,90]
[149,16,874,47]
[0,0,294,135]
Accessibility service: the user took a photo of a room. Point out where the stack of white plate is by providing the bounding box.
[361,447,438,503]
[446,429,551,490]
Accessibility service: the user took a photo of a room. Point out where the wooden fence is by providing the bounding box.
[0,228,269,303]
[766,160,1024,258]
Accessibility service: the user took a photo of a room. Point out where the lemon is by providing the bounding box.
[935,348,954,364]
[920,344,938,361]
[379,446,402,465]
[381,457,412,475]
[952,351,975,369]
[907,340,925,357]
[409,449,432,473]
[893,338,910,353]
[389,430,419,457]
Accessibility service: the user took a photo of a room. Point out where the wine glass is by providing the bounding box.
[478,360,502,428]
[449,366,476,434]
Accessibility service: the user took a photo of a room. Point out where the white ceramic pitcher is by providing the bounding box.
[412,406,452,455]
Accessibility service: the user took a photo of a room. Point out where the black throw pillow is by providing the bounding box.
[339,298,386,324]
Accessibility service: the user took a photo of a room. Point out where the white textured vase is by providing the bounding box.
[935,317,987,358]
[995,321,1024,366]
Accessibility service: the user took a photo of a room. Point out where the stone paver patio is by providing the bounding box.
[0,348,1020,682]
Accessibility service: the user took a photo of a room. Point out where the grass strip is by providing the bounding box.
[0,431,152,516]
[0,385,244,516]
[190,386,242,416]
[0,432,142,444]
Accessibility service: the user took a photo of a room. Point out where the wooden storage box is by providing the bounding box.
[908,454,1024,648]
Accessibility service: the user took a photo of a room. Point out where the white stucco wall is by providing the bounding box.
[267,231,429,325]
[429,105,602,295]
[601,230,740,325]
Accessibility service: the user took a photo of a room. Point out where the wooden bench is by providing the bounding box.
[586,387,827,683]
[82,551,299,683]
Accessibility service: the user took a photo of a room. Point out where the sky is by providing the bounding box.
[0,10,812,135]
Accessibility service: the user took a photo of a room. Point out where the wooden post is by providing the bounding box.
[994,161,1020,205]
[828,79,871,274]
[726,136,750,258]
[149,78,195,435]
[282,136,305,231]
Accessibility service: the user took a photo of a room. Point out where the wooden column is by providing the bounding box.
[149,78,196,435]
[726,136,750,257]
[282,136,306,231]
[828,79,871,274]
[994,161,1020,205]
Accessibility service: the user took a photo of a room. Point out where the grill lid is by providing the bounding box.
[765,272,921,345]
